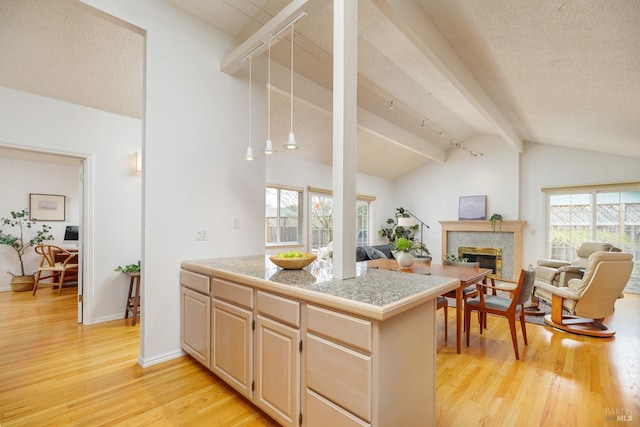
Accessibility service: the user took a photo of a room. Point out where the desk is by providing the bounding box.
[54,248,79,284]
[365,259,492,354]
[124,272,141,326]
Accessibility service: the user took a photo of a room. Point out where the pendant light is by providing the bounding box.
[283,23,299,150]
[263,42,276,155]
[244,56,255,161]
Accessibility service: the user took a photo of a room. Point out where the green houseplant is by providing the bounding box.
[394,237,416,267]
[379,207,430,257]
[0,209,54,291]
[489,213,503,231]
[115,261,141,273]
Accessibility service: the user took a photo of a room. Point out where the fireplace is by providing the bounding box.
[458,246,502,278]
[440,220,526,281]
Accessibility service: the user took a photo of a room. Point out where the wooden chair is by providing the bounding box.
[436,296,448,341]
[32,245,79,295]
[535,251,633,337]
[441,261,480,330]
[464,266,536,360]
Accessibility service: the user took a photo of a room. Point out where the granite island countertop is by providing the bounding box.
[181,255,460,321]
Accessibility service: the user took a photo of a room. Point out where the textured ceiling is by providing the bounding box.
[0,0,144,119]
[1,0,638,180]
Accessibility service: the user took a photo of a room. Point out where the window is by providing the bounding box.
[309,188,373,253]
[544,184,640,289]
[265,185,302,244]
[310,194,333,251]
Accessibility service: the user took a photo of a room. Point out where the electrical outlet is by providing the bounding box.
[233,218,240,229]
[195,229,208,241]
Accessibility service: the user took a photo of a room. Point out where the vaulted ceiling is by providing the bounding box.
[1,0,638,179]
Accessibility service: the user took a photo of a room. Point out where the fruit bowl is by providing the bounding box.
[269,253,317,270]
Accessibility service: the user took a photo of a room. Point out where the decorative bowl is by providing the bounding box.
[269,253,317,270]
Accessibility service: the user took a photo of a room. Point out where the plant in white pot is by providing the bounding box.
[394,237,416,268]
[0,209,54,291]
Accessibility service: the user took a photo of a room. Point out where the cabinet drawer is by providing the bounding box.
[212,277,254,309]
[180,270,210,294]
[306,334,372,422]
[306,389,370,427]
[306,305,372,353]
[257,291,300,327]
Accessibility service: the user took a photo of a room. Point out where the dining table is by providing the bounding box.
[364,258,492,354]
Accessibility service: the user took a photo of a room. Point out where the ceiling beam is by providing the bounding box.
[220,0,331,75]
[268,60,446,163]
[370,0,523,152]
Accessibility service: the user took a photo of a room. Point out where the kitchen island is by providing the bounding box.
[180,255,459,427]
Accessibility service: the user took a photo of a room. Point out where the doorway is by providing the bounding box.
[0,146,88,323]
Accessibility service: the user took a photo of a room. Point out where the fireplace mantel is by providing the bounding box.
[439,220,526,280]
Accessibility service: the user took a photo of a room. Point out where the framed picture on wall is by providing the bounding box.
[29,193,65,221]
[458,195,487,220]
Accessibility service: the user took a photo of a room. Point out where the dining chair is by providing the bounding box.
[464,266,536,360]
[32,245,79,295]
[436,296,448,341]
[441,260,480,330]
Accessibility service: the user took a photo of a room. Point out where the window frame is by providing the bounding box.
[542,182,640,287]
[307,186,375,253]
[265,184,304,246]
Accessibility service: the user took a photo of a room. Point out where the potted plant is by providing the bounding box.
[0,209,54,291]
[115,261,141,273]
[394,237,416,267]
[379,207,430,259]
[489,213,503,231]
[444,254,470,266]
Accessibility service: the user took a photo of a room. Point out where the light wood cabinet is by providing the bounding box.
[255,314,300,427]
[211,297,253,399]
[180,286,210,367]
[180,266,439,427]
[304,302,436,426]
[180,271,211,367]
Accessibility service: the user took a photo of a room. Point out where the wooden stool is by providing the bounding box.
[124,272,141,326]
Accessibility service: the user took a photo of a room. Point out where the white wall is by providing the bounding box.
[0,87,142,322]
[394,136,640,268]
[81,0,267,366]
[520,141,640,268]
[393,134,520,263]
[0,156,80,285]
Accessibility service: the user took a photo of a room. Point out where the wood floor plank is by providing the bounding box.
[1,289,639,426]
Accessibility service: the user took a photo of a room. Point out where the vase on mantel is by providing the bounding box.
[396,252,414,268]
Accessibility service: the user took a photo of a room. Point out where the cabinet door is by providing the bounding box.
[181,287,210,367]
[211,298,253,398]
[255,315,300,427]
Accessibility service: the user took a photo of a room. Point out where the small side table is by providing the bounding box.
[124,272,141,326]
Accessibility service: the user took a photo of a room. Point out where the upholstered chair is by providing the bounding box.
[535,241,621,289]
[535,251,633,337]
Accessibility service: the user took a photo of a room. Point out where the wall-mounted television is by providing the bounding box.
[64,225,79,241]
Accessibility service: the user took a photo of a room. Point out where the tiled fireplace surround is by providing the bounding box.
[439,220,526,281]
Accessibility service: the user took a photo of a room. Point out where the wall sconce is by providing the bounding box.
[136,151,142,172]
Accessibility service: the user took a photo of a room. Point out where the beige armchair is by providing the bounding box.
[535,241,621,289]
[535,251,633,337]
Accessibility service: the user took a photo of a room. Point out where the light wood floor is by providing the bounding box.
[1,290,638,427]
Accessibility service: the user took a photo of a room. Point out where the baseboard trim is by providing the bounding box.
[138,349,185,368]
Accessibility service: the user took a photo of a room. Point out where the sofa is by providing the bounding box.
[356,244,394,261]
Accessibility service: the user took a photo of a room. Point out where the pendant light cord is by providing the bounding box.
[249,56,252,149]
[290,24,294,134]
[267,43,271,140]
